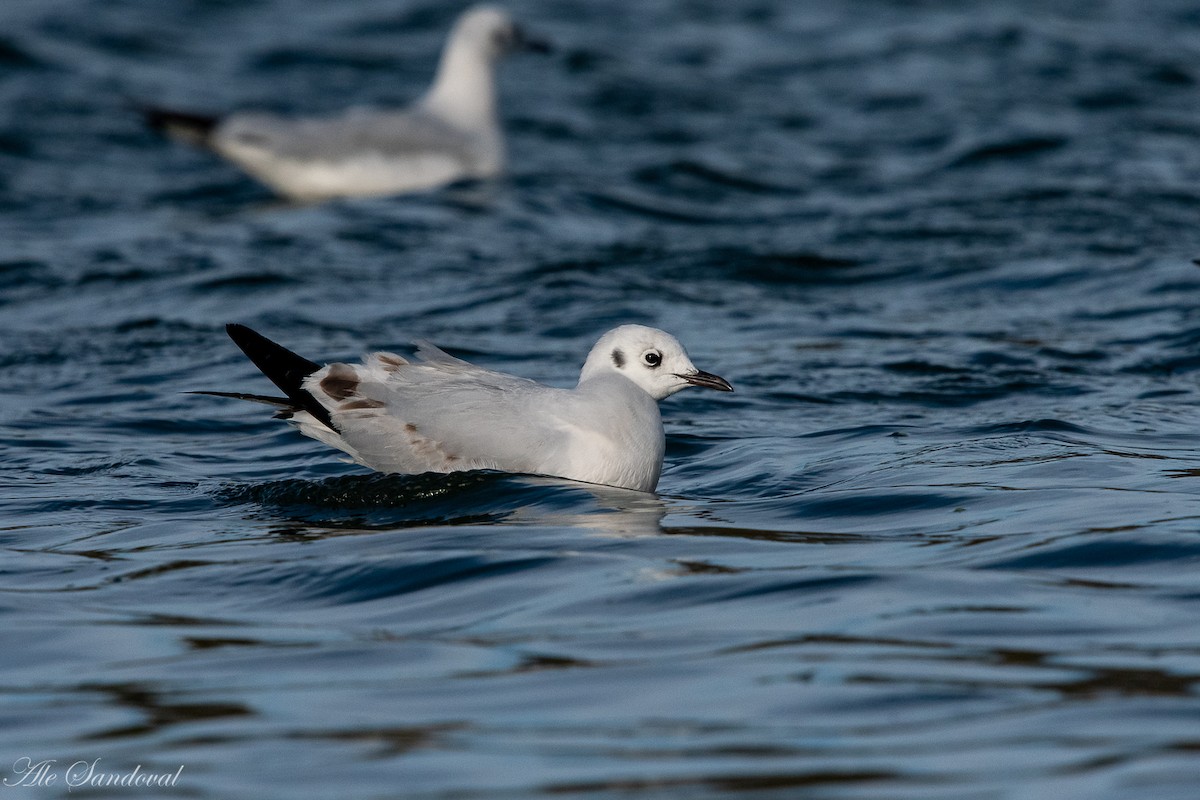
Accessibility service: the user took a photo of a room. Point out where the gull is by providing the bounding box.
[142,5,549,201]
[196,324,733,493]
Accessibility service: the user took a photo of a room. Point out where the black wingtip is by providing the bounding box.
[138,103,221,147]
[224,324,336,431]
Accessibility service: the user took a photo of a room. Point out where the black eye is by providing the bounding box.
[643,351,662,367]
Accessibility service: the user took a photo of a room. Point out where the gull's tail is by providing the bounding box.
[137,103,221,147]
[192,324,336,431]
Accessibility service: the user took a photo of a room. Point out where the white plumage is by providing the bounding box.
[205,324,733,493]
[148,6,546,200]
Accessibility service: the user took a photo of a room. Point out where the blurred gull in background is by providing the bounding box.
[142,5,549,201]
[196,324,733,493]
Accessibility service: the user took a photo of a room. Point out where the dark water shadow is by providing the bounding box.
[212,470,669,537]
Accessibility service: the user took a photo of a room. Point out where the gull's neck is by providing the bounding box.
[576,370,652,402]
[420,38,498,131]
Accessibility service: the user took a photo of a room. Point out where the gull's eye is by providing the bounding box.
[643,351,662,368]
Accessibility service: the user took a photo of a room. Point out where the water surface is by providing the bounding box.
[3,0,1200,797]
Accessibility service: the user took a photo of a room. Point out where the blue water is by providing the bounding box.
[4,0,1200,797]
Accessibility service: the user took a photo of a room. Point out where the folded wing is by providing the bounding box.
[301,346,577,477]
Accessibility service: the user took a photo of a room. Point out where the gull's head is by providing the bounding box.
[579,325,734,401]
[451,5,550,62]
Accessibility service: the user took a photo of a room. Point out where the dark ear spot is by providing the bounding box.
[492,24,517,52]
[611,348,625,368]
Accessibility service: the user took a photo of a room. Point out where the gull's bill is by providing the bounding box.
[678,370,734,392]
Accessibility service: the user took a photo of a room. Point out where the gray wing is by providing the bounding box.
[298,349,580,478]
[215,106,474,163]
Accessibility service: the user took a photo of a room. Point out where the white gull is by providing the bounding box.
[144,5,548,201]
[197,324,733,493]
